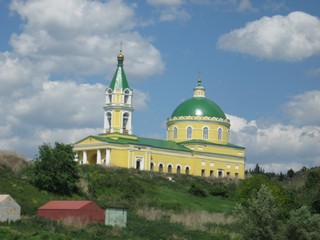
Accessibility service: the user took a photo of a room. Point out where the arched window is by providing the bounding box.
[173,127,177,139]
[203,127,208,140]
[185,167,190,175]
[107,89,112,103]
[123,112,129,133]
[168,165,172,173]
[176,165,181,174]
[150,162,154,171]
[218,128,223,141]
[159,164,163,173]
[187,127,192,139]
[106,112,112,130]
[124,89,130,103]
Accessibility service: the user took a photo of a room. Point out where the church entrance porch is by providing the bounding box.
[76,149,111,166]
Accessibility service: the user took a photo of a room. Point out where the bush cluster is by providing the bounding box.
[188,184,207,197]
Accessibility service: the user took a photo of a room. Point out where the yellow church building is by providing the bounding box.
[73,51,245,179]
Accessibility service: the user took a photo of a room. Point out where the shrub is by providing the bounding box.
[312,199,320,214]
[235,185,280,240]
[84,166,145,207]
[188,184,207,197]
[283,206,320,240]
[209,182,228,197]
[235,174,295,215]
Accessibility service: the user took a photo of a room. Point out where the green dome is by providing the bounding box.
[171,97,226,119]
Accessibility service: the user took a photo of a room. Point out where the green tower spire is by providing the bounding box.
[109,50,130,91]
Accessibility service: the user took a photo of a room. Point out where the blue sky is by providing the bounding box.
[1,0,319,172]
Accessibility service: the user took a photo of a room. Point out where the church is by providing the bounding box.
[73,51,245,179]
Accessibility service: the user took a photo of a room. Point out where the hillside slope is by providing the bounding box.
[0,151,241,239]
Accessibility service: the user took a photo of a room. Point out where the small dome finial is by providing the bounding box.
[117,41,124,62]
[194,72,205,97]
[197,72,202,86]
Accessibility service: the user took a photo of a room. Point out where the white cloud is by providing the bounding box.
[0,0,161,158]
[191,0,259,12]
[283,90,320,126]
[10,0,136,33]
[237,0,257,12]
[11,81,104,128]
[158,7,190,22]
[0,79,150,157]
[133,89,149,111]
[0,126,100,158]
[147,0,189,22]
[147,0,184,6]
[228,90,320,172]
[228,114,320,173]
[9,0,164,79]
[306,67,320,77]
[0,52,45,95]
[217,11,320,61]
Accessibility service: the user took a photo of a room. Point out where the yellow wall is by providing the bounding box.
[74,138,245,179]
[167,120,230,144]
[112,110,122,132]
[182,143,245,158]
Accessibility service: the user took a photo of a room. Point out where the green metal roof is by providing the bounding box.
[109,53,130,91]
[179,139,245,149]
[75,134,245,160]
[84,135,192,152]
[171,97,226,119]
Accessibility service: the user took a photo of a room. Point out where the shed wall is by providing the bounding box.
[0,196,21,222]
[105,208,127,227]
[38,202,104,224]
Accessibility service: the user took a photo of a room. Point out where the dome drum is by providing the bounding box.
[166,81,230,144]
[166,116,230,127]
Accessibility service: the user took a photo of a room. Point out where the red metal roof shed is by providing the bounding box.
[38,201,104,224]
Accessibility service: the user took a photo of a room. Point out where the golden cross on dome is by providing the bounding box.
[197,72,202,85]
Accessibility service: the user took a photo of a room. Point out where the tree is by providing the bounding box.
[304,168,320,213]
[278,172,285,181]
[287,169,295,178]
[284,206,320,240]
[235,185,280,240]
[31,142,79,195]
[252,164,264,174]
[235,174,292,210]
[305,168,320,190]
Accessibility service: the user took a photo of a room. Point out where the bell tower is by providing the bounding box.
[103,50,133,134]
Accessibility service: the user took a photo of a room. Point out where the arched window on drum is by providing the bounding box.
[203,127,208,140]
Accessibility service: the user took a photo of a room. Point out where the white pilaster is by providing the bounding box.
[97,149,101,165]
[83,151,87,164]
[105,149,111,166]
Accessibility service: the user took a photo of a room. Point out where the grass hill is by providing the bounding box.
[0,151,241,240]
[1,151,318,239]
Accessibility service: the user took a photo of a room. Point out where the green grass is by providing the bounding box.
[147,185,236,214]
[0,168,51,215]
[0,167,83,216]
[0,213,241,240]
[0,157,241,239]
